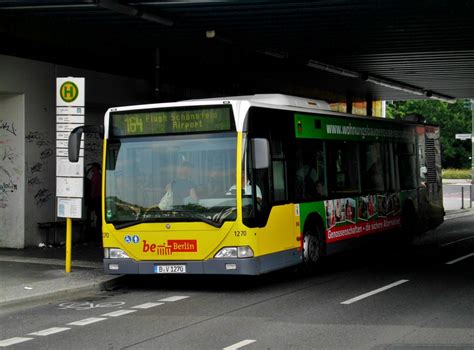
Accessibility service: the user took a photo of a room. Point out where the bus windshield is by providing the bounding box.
[105,132,237,228]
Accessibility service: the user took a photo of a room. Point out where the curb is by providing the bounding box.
[0,273,124,310]
[0,256,101,269]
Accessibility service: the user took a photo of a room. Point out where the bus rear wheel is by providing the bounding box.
[303,226,325,271]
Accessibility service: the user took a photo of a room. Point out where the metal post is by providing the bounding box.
[65,218,72,273]
[470,185,472,208]
[461,186,464,209]
[471,99,474,207]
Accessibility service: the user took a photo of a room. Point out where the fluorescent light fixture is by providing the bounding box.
[0,3,96,10]
[307,59,455,103]
[98,0,173,26]
[307,59,361,79]
[364,76,425,96]
[257,49,288,59]
[140,12,173,26]
[424,90,456,103]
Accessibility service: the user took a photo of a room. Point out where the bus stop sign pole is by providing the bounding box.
[56,77,85,273]
[66,218,72,272]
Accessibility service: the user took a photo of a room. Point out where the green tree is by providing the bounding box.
[387,99,471,168]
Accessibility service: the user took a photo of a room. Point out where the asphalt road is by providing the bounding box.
[1,215,474,349]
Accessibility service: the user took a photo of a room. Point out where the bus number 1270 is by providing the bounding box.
[234,230,247,237]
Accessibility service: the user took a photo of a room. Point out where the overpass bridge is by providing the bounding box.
[1,0,474,103]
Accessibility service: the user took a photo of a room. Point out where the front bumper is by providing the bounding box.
[104,248,301,275]
[104,258,260,275]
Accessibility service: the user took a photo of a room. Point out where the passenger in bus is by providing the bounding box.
[367,160,384,191]
[204,168,226,198]
[315,180,325,197]
[162,161,199,207]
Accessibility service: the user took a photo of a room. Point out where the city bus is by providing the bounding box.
[69,94,444,275]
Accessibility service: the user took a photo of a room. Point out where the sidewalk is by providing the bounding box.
[444,207,474,220]
[0,242,122,308]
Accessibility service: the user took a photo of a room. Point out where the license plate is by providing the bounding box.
[154,264,186,274]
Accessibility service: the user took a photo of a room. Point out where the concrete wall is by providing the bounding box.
[0,54,151,248]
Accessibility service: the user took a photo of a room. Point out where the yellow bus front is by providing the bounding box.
[101,103,298,275]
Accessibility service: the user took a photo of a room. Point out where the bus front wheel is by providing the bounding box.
[303,226,325,271]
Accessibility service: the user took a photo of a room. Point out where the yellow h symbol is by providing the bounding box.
[60,81,78,103]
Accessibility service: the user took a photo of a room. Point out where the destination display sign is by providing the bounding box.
[110,106,234,136]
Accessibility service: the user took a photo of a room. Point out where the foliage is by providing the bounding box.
[387,99,472,168]
[442,168,471,179]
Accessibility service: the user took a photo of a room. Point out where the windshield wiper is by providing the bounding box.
[166,210,221,228]
[113,210,221,230]
[114,217,167,230]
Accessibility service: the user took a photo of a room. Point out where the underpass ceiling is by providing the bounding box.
[1,0,474,102]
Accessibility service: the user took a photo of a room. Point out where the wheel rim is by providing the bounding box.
[304,234,320,264]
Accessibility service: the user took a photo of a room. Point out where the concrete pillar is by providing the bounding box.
[366,97,373,117]
[0,94,25,248]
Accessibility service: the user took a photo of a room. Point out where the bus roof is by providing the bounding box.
[186,94,331,111]
[105,94,438,138]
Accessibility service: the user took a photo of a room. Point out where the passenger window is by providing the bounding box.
[272,160,286,201]
[295,141,326,200]
[398,143,417,189]
[327,142,360,195]
[383,143,400,192]
[361,142,385,193]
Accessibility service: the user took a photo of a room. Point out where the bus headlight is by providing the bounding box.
[105,248,130,259]
[237,246,254,258]
[215,246,254,259]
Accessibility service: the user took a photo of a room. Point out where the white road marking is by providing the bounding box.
[132,302,164,309]
[101,309,137,317]
[159,296,189,302]
[441,236,474,247]
[28,327,70,336]
[67,317,107,326]
[223,339,257,350]
[0,337,33,347]
[341,279,410,305]
[446,252,474,265]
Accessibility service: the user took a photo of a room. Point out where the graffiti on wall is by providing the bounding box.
[1,120,17,136]
[0,120,20,209]
[25,130,53,207]
[25,131,51,147]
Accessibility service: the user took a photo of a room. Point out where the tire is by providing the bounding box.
[303,225,325,272]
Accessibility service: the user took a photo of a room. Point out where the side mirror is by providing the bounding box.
[68,125,104,162]
[251,138,270,169]
[68,126,84,162]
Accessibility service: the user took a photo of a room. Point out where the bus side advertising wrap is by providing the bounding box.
[295,114,415,141]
